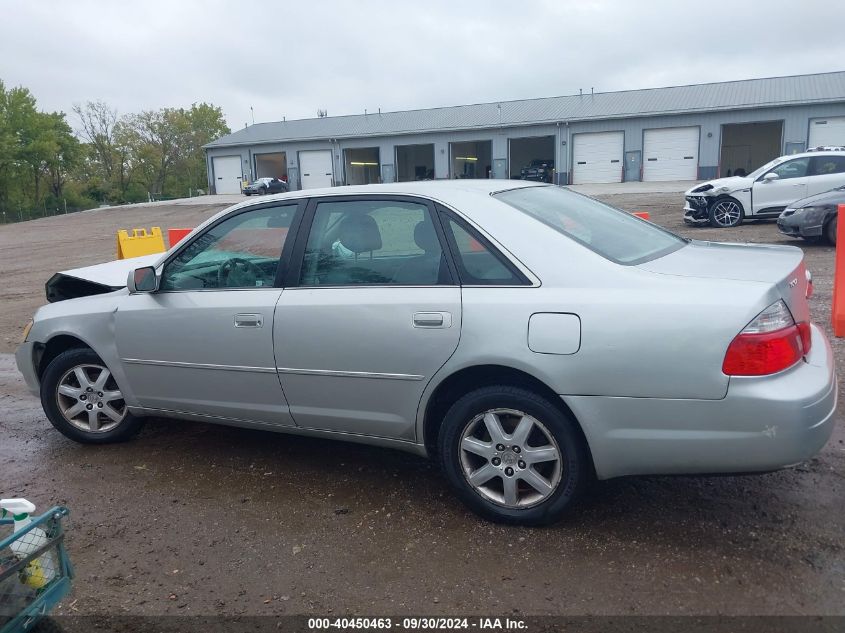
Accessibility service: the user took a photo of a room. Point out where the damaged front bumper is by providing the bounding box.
[683,195,711,226]
[777,208,826,239]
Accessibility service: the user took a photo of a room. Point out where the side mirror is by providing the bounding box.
[762,172,779,182]
[127,266,159,294]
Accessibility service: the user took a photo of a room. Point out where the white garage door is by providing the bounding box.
[299,150,334,189]
[642,127,699,181]
[572,132,624,184]
[809,117,845,148]
[212,156,243,194]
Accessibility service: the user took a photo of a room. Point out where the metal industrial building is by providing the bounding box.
[204,71,845,193]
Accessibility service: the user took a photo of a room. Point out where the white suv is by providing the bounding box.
[684,148,845,228]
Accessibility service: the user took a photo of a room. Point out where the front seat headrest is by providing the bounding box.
[413,220,439,253]
[337,214,383,253]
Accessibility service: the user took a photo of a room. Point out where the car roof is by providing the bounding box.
[233,179,542,208]
[785,149,845,160]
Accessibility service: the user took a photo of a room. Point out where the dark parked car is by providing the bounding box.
[244,177,289,196]
[520,159,554,183]
[777,185,845,244]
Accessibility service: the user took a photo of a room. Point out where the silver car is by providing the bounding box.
[16,181,837,525]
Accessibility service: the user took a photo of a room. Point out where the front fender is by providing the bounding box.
[26,291,139,407]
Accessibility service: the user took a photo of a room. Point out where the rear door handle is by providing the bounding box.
[234,313,263,328]
[413,312,451,328]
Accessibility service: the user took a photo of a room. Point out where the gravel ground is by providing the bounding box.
[0,191,842,618]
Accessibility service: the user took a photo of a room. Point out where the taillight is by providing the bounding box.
[722,300,812,376]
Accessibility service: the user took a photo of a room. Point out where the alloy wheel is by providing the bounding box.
[459,408,562,508]
[711,200,742,227]
[56,364,126,433]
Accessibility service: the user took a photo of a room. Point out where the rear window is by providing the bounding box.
[494,186,686,265]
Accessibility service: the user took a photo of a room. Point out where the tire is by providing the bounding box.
[708,197,744,228]
[438,385,590,526]
[40,348,143,444]
[826,216,837,245]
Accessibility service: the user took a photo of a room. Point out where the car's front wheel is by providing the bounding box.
[438,385,590,525]
[709,197,744,228]
[40,348,143,444]
[826,216,838,245]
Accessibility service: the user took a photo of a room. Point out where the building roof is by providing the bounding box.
[206,71,845,148]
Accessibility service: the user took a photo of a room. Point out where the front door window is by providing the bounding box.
[765,158,809,181]
[161,205,296,290]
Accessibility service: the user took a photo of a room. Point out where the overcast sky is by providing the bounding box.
[2,0,844,132]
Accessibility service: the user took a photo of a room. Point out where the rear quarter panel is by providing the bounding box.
[426,268,773,404]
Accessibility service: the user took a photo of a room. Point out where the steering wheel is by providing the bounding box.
[217,257,262,288]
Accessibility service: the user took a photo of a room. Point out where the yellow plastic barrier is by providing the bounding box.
[116,227,167,260]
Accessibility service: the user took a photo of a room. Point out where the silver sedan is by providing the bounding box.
[16,181,837,524]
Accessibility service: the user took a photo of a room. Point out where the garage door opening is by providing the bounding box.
[450,141,492,179]
[719,121,783,177]
[572,132,623,184]
[254,152,287,181]
[344,148,380,185]
[509,136,555,181]
[396,144,435,182]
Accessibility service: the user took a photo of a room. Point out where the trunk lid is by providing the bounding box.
[639,240,810,323]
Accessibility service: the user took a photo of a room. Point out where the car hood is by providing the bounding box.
[639,240,803,284]
[685,176,751,196]
[45,253,162,302]
[788,187,845,209]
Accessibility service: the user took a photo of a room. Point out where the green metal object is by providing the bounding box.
[0,507,73,633]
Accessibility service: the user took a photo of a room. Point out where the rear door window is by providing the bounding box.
[440,214,528,285]
[810,155,845,176]
[298,199,451,286]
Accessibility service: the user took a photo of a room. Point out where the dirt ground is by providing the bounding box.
[0,191,843,618]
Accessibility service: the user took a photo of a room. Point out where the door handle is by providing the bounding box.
[413,312,451,328]
[234,313,263,328]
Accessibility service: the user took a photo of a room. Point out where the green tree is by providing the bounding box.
[72,101,133,202]
[125,103,229,198]
[0,81,79,215]
[179,103,230,194]
[1,79,230,220]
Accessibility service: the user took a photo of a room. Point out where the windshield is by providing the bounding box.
[747,157,786,180]
[494,186,686,265]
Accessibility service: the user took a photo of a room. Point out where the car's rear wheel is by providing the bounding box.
[438,385,589,525]
[709,197,744,228]
[826,216,838,245]
[40,348,143,444]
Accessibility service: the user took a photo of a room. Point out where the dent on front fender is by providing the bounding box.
[28,292,139,407]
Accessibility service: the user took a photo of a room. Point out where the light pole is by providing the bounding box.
[250,106,254,125]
